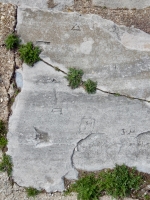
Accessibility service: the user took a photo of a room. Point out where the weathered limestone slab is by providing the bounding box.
[7,6,150,193]
[17,8,150,100]
[8,61,150,192]
[93,0,150,9]
[0,0,74,10]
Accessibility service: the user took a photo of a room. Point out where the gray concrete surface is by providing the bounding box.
[0,0,73,10]
[93,0,150,9]
[8,61,150,192]
[17,8,150,100]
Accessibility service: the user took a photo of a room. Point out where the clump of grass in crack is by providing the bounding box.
[65,173,100,200]
[0,154,13,176]
[5,33,20,50]
[0,120,7,149]
[19,42,41,66]
[84,79,97,94]
[0,137,7,150]
[26,187,41,197]
[98,164,142,199]
[65,68,84,89]
[66,164,143,200]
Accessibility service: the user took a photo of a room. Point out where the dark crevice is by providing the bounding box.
[7,6,20,121]
[6,6,20,186]
[96,88,150,103]
[40,58,67,75]
[71,133,94,168]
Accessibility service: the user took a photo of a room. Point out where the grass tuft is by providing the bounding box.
[65,174,100,200]
[0,137,7,149]
[0,120,7,149]
[98,164,142,198]
[65,68,84,89]
[19,42,41,66]
[66,164,143,200]
[84,79,97,94]
[0,154,13,176]
[26,187,40,197]
[5,33,20,50]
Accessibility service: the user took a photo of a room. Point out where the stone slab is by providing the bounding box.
[7,61,150,192]
[17,8,150,100]
[0,0,74,10]
[93,0,150,9]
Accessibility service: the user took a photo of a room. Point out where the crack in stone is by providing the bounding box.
[40,58,150,103]
[71,133,95,169]
[36,41,51,45]
[40,58,67,75]
[96,88,150,103]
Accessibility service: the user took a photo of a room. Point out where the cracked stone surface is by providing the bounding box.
[0,0,74,10]
[0,149,77,199]
[0,169,77,199]
[17,8,150,100]
[7,60,150,192]
[1,1,150,198]
[93,0,150,9]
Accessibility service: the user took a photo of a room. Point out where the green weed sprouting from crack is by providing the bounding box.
[0,120,8,150]
[0,154,13,176]
[98,164,142,199]
[26,187,41,197]
[65,68,84,89]
[65,164,143,200]
[114,93,121,97]
[0,137,7,150]
[19,42,41,66]
[5,36,150,100]
[65,173,100,200]
[5,33,20,50]
[83,79,97,94]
